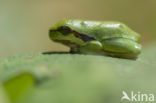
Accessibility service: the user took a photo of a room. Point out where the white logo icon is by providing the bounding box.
[121,91,130,101]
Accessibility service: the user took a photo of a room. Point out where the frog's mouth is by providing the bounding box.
[50,26,96,42]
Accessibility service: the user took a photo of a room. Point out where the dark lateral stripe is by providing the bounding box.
[73,31,95,42]
[50,26,96,42]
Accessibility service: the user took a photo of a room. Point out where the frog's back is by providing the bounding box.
[50,19,140,42]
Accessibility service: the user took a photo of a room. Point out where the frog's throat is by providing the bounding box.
[50,26,96,42]
[54,39,80,48]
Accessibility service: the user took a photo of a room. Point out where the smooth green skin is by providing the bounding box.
[49,19,141,58]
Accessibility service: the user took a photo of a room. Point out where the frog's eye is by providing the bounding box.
[57,26,72,35]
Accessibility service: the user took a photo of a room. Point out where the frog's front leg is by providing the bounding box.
[70,41,103,54]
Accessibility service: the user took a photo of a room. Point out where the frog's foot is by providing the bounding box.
[70,47,80,53]
[101,38,141,58]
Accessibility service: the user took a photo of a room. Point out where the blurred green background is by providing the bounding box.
[0,0,156,58]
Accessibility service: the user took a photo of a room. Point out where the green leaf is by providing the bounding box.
[0,43,156,103]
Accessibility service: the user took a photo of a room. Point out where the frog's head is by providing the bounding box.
[49,26,97,47]
[49,26,83,47]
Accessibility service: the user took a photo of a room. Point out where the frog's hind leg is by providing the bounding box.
[101,38,141,58]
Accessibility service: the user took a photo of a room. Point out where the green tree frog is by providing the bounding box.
[49,19,141,58]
